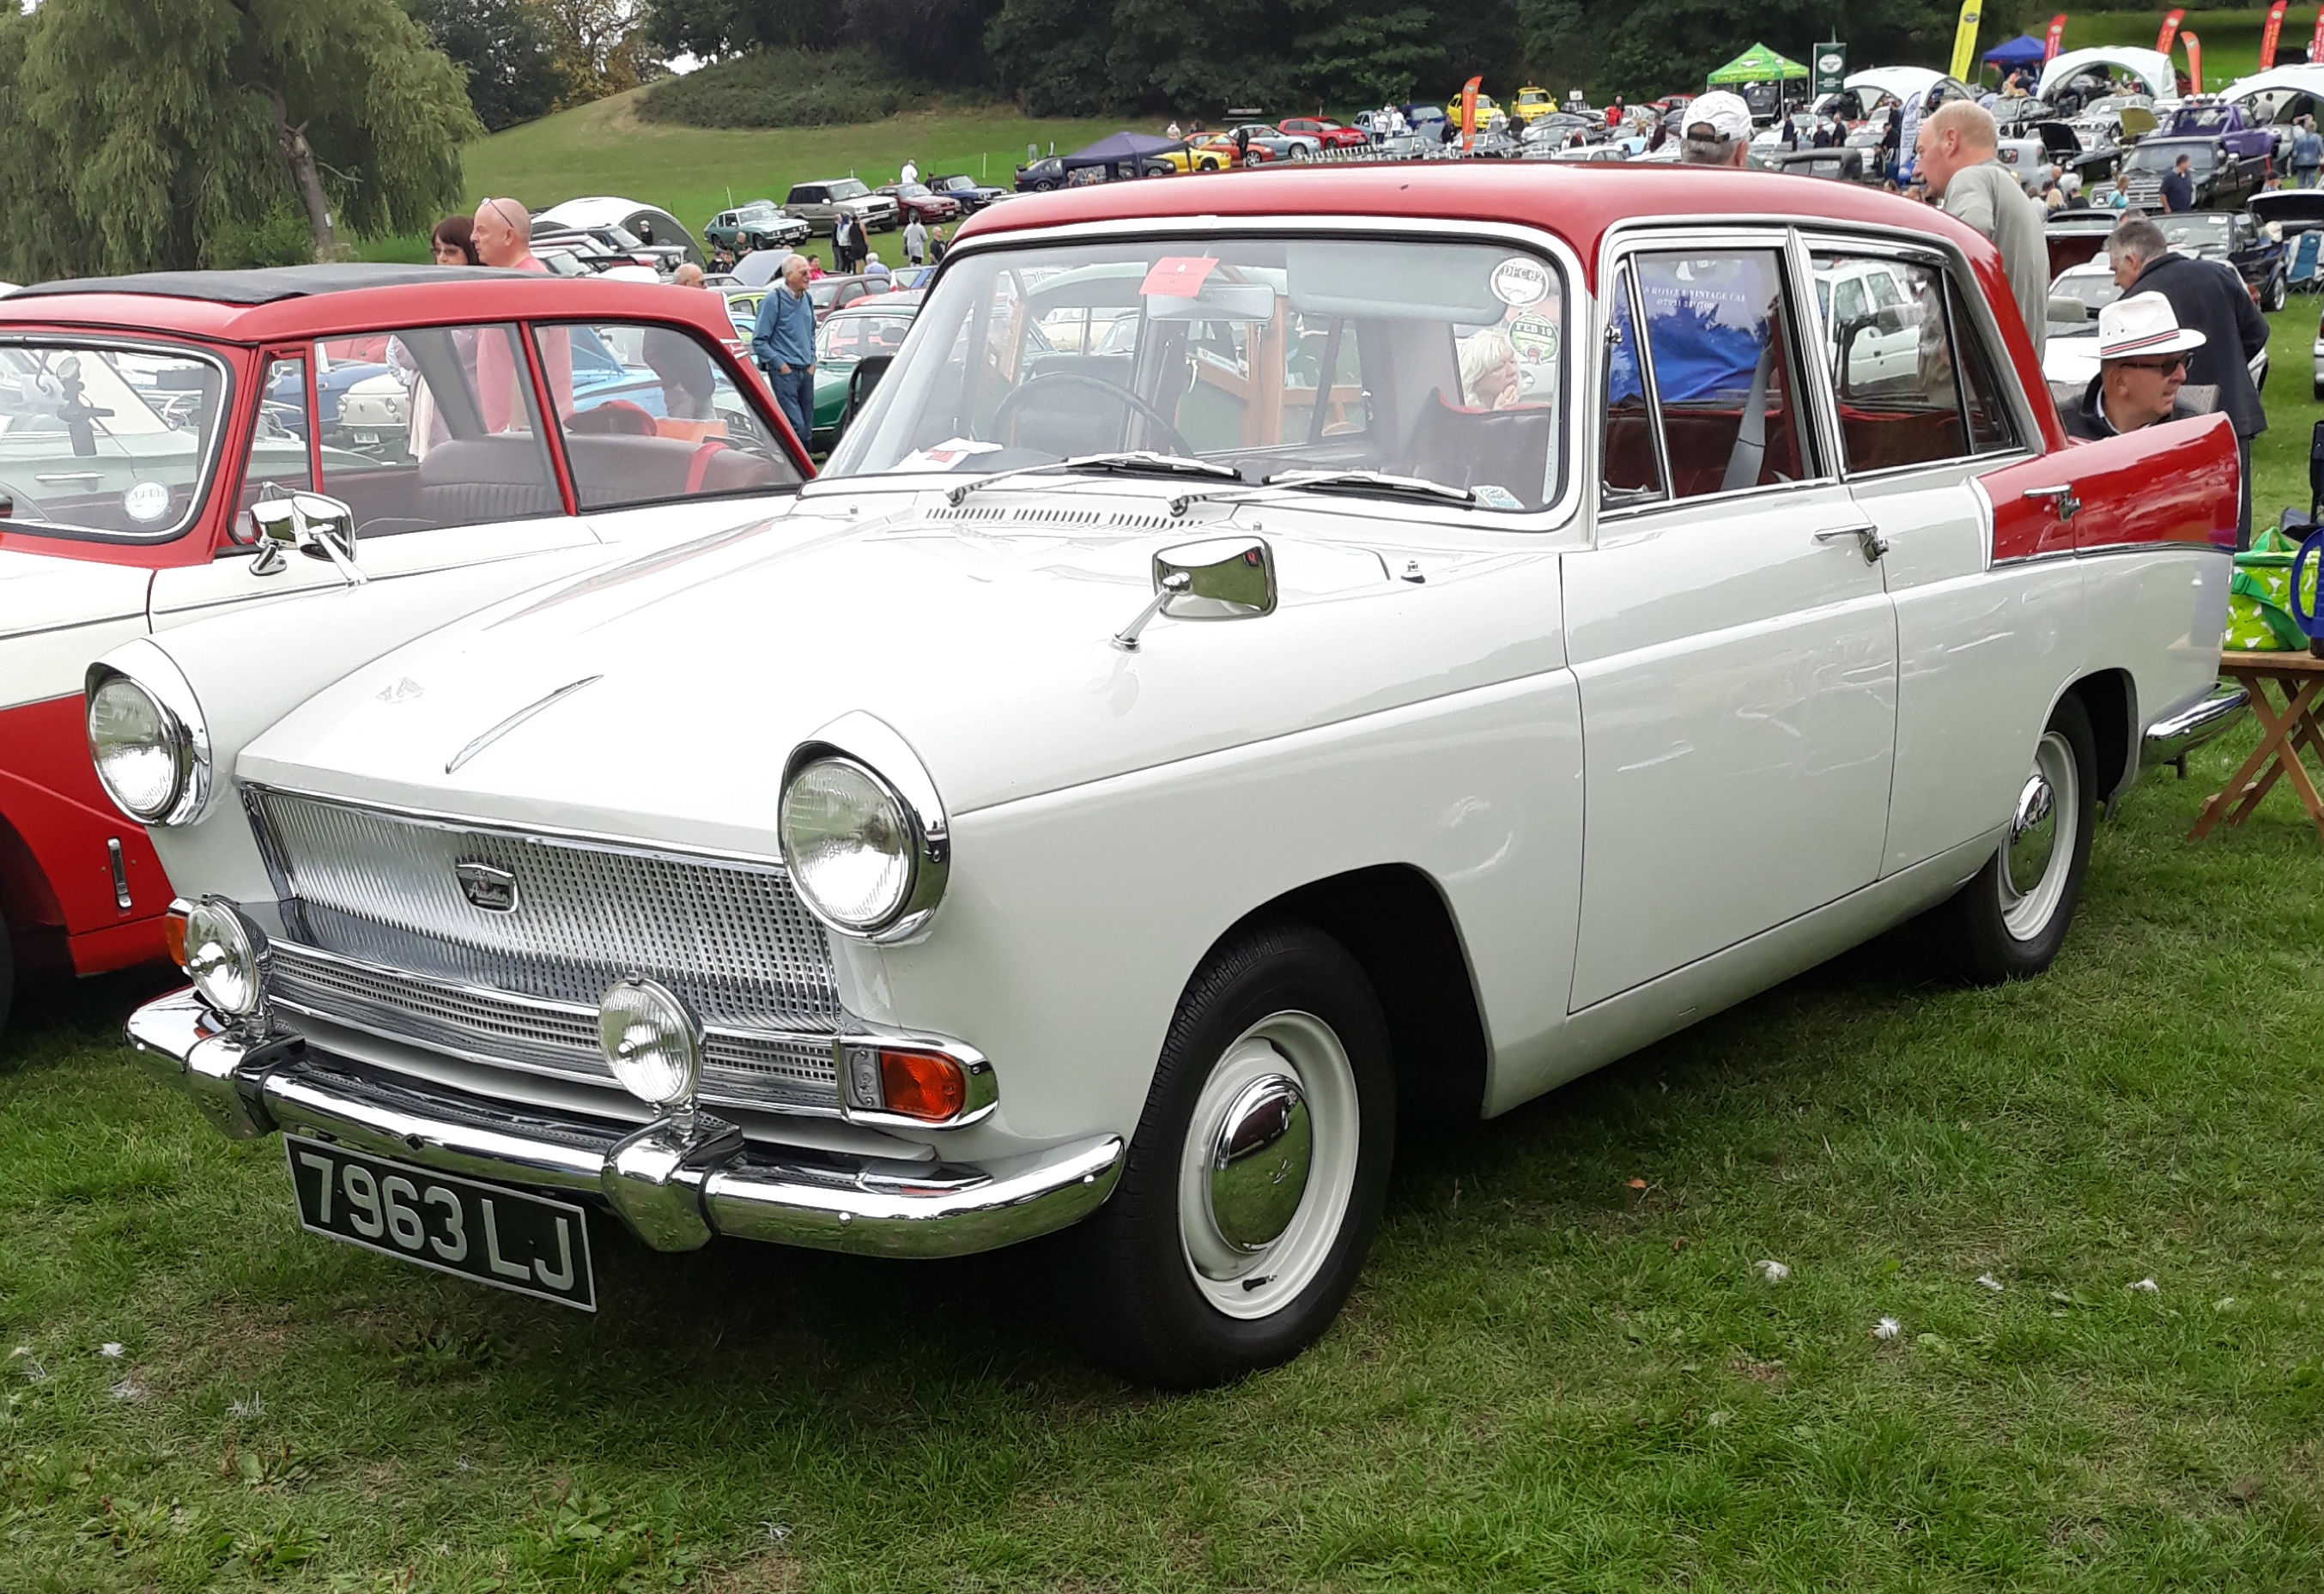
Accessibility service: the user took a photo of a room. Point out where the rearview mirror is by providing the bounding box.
[1112,536,1277,651]
[248,491,365,585]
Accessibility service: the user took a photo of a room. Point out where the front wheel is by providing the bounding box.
[2267,270,2289,312]
[1068,921,1394,1388]
[1242,151,1264,167]
[1921,694,2097,983]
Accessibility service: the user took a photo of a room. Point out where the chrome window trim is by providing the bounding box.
[87,645,215,827]
[0,333,236,545]
[780,711,951,944]
[847,214,1590,536]
[1591,225,1841,523]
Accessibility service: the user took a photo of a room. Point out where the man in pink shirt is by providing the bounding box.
[471,197,572,430]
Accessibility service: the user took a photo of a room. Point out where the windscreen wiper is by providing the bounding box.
[1168,468,1478,517]
[945,451,1242,506]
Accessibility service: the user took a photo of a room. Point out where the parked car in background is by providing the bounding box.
[2119,127,2270,213]
[1277,117,1368,150]
[874,182,963,225]
[782,179,899,235]
[115,167,2240,1391]
[1226,122,1322,161]
[1442,91,1502,125]
[1145,142,1234,174]
[532,223,684,278]
[2043,256,2271,393]
[809,291,919,449]
[2155,208,2288,310]
[534,197,705,270]
[926,173,1008,211]
[1510,85,1558,124]
[808,272,894,318]
[704,201,811,258]
[0,264,809,1035]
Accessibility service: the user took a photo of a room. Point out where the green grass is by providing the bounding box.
[2058,8,2280,88]
[357,91,1154,269]
[5,307,2324,1594]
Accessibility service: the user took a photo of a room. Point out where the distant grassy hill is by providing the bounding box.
[361,90,1147,263]
[2048,8,2280,86]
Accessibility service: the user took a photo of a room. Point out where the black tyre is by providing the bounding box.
[2267,270,2288,312]
[1242,151,1264,167]
[1924,694,2097,983]
[1070,920,1394,1388]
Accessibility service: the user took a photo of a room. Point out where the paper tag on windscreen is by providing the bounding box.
[888,438,1003,472]
[1142,257,1220,298]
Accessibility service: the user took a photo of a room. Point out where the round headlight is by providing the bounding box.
[598,977,702,1110]
[185,897,265,1018]
[780,757,914,933]
[88,674,187,822]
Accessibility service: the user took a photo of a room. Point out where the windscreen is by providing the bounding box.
[2156,214,2233,257]
[822,236,1569,513]
[0,342,228,538]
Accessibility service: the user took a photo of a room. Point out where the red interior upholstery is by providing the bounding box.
[561,433,788,506]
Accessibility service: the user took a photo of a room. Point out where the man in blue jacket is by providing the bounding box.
[751,253,816,446]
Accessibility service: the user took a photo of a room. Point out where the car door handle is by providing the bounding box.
[1815,524,1889,561]
[2021,484,2081,521]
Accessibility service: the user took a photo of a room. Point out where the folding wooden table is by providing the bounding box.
[2189,651,2324,844]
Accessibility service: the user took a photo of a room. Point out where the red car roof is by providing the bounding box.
[0,264,742,348]
[954,162,2055,448]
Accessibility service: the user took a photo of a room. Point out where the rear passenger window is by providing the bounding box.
[313,324,561,537]
[1612,249,1810,500]
[1811,252,1966,472]
[531,320,802,511]
[1947,277,2021,452]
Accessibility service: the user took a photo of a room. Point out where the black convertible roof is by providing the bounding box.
[13,264,522,305]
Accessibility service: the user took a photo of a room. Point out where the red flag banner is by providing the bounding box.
[1459,75,1482,152]
[2156,6,2185,52]
[2182,29,2202,91]
[2315,3,2324,64]
[2262,2,2288,68]
[2044,13,2066,60]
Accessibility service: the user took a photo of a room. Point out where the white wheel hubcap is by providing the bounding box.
[1999,729,2078,940]
[1178,1010,1358,1320]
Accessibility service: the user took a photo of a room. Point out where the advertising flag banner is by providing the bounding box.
[2182,29,2201,91]
[2044,14,2066,60]
[1460,74,1481,151]
[1949,0,1984,82]
[2156,7,2185,53]
[2262,0,2288,68]
[1814,42,1847,94]
[2315,3,2324,64]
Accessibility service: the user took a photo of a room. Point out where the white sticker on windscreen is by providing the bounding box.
[1490,256,1552,310]
[122,481,170,523]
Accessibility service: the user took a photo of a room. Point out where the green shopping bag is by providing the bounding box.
[2227,525,2317,652]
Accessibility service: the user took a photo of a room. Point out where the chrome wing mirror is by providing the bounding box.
[1113,535,1276,652]
[248,491,365,585]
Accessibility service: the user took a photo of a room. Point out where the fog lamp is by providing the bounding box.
[185,897,266,1019]
[598,976,703,1116]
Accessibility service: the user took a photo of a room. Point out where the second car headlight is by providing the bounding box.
[777,715,950,942]
[87,664,210,826]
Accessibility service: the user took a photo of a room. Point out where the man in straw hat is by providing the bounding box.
[2061,292,2214,442]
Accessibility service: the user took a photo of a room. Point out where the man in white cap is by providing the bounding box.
[2062,292,2211,441]
[1680,90,1754,167]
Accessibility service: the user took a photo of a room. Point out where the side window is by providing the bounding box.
[239,354,312,522]
[531,320,803,511]
[1812,252,1968,472]
[1628,249,1808,499]
[1601,267,1666,504]
[312,324,561,537]
[1947,277,2021,452]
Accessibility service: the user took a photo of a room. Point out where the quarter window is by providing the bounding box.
[312,324,561,537]
[530,320,801,511]
[1809,252,2020,471]
[239,355,314,523]
[1609,249,1810,500]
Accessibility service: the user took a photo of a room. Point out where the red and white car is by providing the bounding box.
[110,168,2242,1386]
[0,265,810,1033]
[1277,117,1369,150]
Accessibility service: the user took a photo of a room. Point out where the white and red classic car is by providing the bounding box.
[0,265,809,1033]
[103,168,2244,1386]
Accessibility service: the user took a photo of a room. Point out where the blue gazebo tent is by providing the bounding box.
[1982,34,2049,70]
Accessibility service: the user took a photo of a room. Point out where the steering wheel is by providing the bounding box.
[986,371,1194,458]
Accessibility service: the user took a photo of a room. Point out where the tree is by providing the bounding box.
[0,0,479,278]
[404,0,561,130]
[645,0,842,58]
[531,0,663,105]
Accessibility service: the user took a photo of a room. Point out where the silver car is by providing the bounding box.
[782,179,899,235]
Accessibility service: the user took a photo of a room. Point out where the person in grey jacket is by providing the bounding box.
[750,254,817,445]
[2109,215,2270,545]
[1914,100,2048,358]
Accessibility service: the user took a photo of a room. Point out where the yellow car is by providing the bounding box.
[1444,91,1502,126]
[1510,85,1557,124]
[1144,142,1234,175]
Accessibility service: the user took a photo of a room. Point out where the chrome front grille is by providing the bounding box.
[245,785,842,1111]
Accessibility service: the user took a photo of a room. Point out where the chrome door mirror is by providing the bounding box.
[248,491,365,585]
[1113,536,1275,651]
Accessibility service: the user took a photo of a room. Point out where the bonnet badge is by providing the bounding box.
[455,860,519,912]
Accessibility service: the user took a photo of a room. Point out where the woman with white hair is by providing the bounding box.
[1459,328,1520,409]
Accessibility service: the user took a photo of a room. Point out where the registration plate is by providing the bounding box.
[284,1136,595,1311]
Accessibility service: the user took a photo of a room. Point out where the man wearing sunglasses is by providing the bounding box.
[2063,293,2215,441]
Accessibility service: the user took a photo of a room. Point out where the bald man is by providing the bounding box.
[1914,100,2047,355]
[470,197,573,428]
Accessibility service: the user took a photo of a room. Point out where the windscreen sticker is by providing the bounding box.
[1142,256,1221,298]
[1490,256,1553,309]
[122,481,171,523]
[887,438,1003,473]
[1471,483,1525,510]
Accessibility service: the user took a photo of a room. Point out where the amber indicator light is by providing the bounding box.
[877,1048,968,1121]
[162,905,189,969]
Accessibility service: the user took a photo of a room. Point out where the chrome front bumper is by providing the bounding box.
[125,989,1121,1260]
[2144,683,2251,769]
